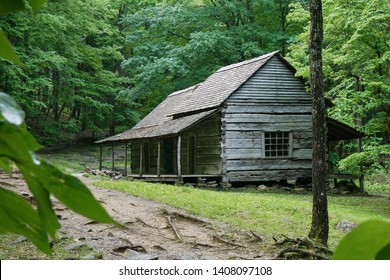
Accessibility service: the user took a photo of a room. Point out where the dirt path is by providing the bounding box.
[1,171,268,260]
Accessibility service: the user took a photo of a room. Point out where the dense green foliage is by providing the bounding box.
[120,0,297,116]
[287,0,390,175]
[0,0,136,144]
[0,0,116,255]
[0,0,298,144]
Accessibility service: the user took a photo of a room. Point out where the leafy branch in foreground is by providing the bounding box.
[333,220,390,260]
[0,92,117,254]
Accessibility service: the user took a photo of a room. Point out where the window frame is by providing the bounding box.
[262,131,293,159]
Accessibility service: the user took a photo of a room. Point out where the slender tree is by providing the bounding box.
[308,0,329,245]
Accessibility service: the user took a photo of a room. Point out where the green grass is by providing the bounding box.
[94,180,390,250]
[39,144,126,174]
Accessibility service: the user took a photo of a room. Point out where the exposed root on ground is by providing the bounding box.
[273,235,332,260]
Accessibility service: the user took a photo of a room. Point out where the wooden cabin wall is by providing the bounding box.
[222,56,313,182]
[182,113,222,175]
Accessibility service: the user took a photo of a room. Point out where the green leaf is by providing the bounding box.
[0,157,11,174]
[376,243,390,260]
[38,161,117,225]
[0,30,22,66]
[0,188,51,254]
[0,0,26,16]
[30,0,46,15]
[0,92,25,126]
[19,165,61,238]
[333,220,390,260]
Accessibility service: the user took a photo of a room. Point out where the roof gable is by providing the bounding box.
[169,51,279,116]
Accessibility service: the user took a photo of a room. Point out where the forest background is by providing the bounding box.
[0,0,389,177]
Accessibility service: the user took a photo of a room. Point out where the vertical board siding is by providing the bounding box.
[223,56,313,182]
[182,113,222,175]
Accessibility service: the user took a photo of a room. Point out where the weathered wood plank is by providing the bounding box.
[292,148,312,159]
[225,138,262,149]
[225,130,263,139]
[224,104,312,114]
[226,159,312,171]
[225,149,263,160]
[293,138,312,149]
[195,164,222,175]
[228,169,312,182]
[229,95,311,102]
[197,146,221,155]
[224,114,311,124]
[226,122,311,131]
[196,154,222,165]
[197,136,221,146]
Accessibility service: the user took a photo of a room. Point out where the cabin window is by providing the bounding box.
[263,131,292,158]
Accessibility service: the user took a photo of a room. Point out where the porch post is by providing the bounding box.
[157,140,161,177]
[129,143,132,175]
[139,142,143,177]
[111,143,115,171]
[99,144,103,171]
[177,134,182,182]
[124,141,128,176]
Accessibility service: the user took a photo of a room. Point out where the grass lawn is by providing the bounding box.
[94,180,390,251]
[39,143,127,173]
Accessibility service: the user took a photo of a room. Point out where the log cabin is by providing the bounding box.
[96,51,363,185]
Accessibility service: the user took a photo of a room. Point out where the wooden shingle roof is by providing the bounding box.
[96,51,278,143]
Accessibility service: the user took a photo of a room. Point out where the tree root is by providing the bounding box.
[167,216,183,241]
[213,235,247,248]
[276,248,330,260]
[274,235,333,260]
[135,217,160,229]
[163,209,208,224]
[250,230,263,242]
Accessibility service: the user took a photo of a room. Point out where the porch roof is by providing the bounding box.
[327,117,364,141]
[95,108,218,144]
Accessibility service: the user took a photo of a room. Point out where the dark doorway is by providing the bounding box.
[188,136,196,174]
[143,142,150,174]
[162,138,174,174]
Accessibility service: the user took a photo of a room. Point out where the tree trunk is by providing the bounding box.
[109,118,116,136]
[308,0,329,246]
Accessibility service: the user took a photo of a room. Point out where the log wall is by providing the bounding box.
[222,56,313,182]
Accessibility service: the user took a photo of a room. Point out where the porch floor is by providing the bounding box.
[126,174,222,183]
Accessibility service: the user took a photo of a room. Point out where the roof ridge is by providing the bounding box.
[168,84,198,97]
[216,51,279,73]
